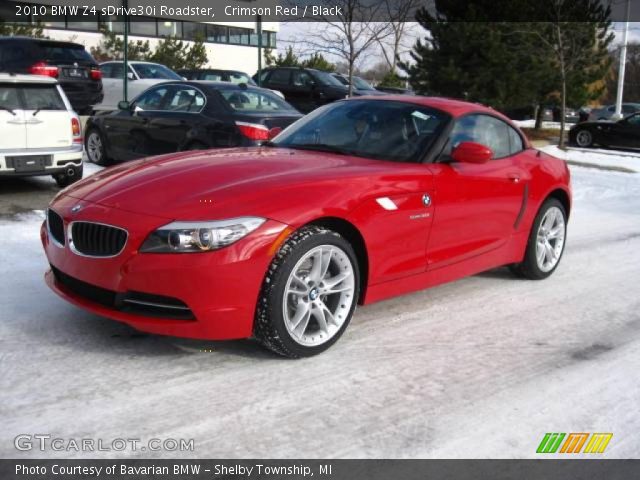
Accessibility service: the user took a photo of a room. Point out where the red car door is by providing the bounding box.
[426,114,528,269]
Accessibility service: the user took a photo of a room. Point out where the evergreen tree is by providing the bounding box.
[0,22,46,38]
[90,26,152,62]
[301,53,336,72]
[401,0,613,140]
[273,46,300,67]
[150,34,208,70]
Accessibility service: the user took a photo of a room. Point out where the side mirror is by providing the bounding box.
[268,127,282,140]
[117,100,131,111]
[451,141,493,164]
[127,72,135,80]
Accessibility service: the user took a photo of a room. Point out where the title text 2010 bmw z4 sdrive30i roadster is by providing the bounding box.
[42,96,571,357]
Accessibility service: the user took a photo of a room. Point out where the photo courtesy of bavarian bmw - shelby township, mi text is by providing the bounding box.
[1,0,640,478]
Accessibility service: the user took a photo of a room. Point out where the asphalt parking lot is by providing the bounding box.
[1,155,639,459]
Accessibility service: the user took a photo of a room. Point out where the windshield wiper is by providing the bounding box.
[283,143,356,156]
[32,108,42,116]
[1,106,16,115]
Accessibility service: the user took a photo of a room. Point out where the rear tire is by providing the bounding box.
[85,129,110,166]
[511,198,567,280]
[254,226,360,358]
[574,129,593,148]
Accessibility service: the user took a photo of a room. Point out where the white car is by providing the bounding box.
[93,61,183,112]
[0,74,83,187]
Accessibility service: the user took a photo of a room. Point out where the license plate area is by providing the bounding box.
[6,155,53,172]
[64,68,87,78]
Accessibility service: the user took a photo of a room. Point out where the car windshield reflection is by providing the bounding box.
[271,100,449,162]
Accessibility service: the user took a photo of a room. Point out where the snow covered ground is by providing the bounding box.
[541,145,640,173]
[513,120,575,130]
[1,154,639,459]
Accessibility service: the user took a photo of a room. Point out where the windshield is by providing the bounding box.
[311,70,346,87]
[39,43,94,64]
[228,72,256,85]
[272,100,449,162]
[132,63,182,80]
[353,76,375,90]
[219,88,296,112]
[0,84,65,110]
[332,74,349,86]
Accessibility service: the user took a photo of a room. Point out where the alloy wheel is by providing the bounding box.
[575,130,592,147]
[535,206,566,273]
[283,245,356,347]
[86,132,103,163]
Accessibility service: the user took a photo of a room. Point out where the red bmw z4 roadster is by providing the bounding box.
[42,96,571,357]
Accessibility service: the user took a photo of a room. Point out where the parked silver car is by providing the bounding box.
[93,61,183,112]
[589,103,640,121]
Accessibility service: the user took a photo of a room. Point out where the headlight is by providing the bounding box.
[140,217,266,253]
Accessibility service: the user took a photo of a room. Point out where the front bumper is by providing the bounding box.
[0,145,83,177]
[42,196,289,340]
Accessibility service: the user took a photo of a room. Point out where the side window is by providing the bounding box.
[135,87,169,110]
[165,87,206,113]
[627,114,640,126]
[257,70,270,84]
[447,114,515,160]
[507,125,524,155]
[111,63,125,79]
[99,64,112,78]
[292,70,313,88]
[267,69,291,86]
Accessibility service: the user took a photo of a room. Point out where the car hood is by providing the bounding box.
[62,148,379,221]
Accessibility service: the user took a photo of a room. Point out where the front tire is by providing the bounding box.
[511,198,567,280]
[254,226,360,358]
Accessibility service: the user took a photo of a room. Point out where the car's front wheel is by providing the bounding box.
[85,129,110,166]
[254,226,360,358]
[574,129,593,147]
[511,198,567,280]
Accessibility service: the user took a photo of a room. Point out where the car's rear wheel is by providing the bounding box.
[511,198,567,280]
[575,129,593,147]
[85,129,110,166]
[254,226,360,358]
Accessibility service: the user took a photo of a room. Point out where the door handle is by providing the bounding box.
[26,119,44,125]
[6,119,26,125]
[508,174,521,183]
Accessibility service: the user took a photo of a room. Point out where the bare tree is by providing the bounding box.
[514,1,613,146]
[379,0,423,72]
[298,0,392,96]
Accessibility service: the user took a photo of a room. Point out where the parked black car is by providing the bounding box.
[0,37,103,114]
[254,67,349,113]
[178,69,257,86]
[569,112,640,149]
[331,73,385,96]
[84,81,302,165]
